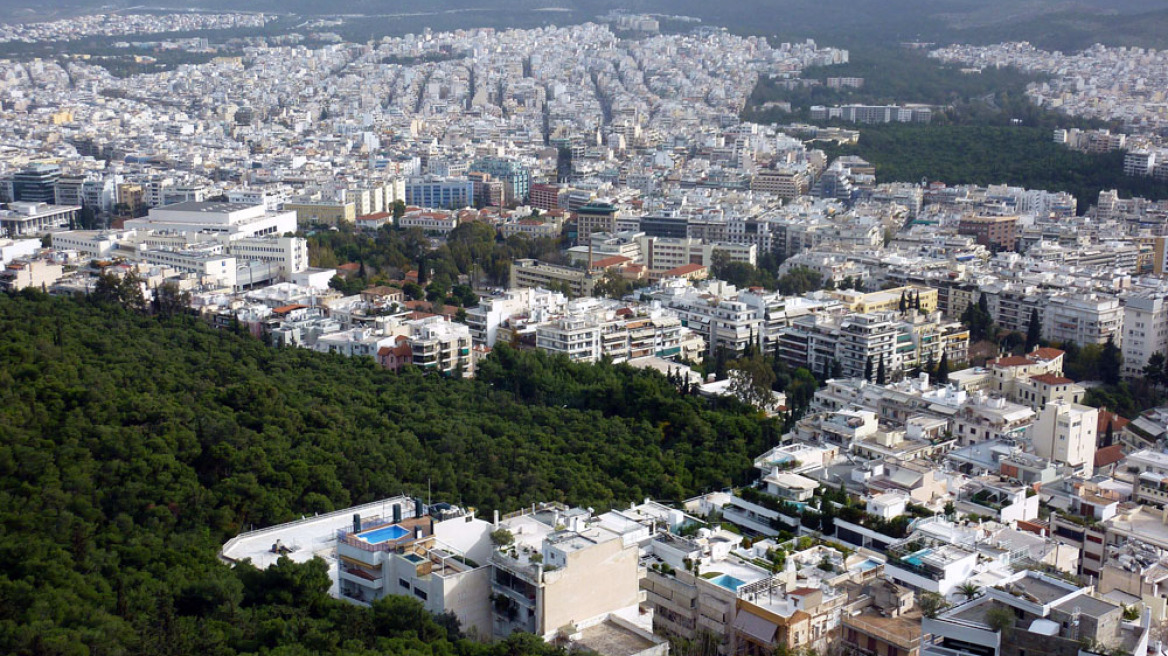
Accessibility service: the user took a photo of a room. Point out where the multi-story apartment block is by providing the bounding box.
[920,571,1146,656]
[510,259,598,297]
[576,201,620,243]
[408,315,474,376]
[1042,293,1123,347]
[405,176,475,209]
[957,215,1017,251]
[490,505,641,640]
[751,167,811,199]
[536,316,603,363]
[334,501,495,636]
[1122,291,1168,378]
[837,312,898,379]
[1029,401,1098,476]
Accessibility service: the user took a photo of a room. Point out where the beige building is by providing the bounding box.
[491,505,641,640]
[1029,400,1098,476]
[509,259,597,297]
[0,258,63,291]
[284,199,356,226]
[832,285,938,314]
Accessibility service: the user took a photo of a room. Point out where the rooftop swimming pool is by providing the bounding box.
[902,548,933,567]
[708,574,747,591]
[359,524,410,544]
[855,558,881,572]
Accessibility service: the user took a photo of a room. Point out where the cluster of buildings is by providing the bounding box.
[931,42,1168,134]
[809,104,934,124]
[0,12,270,44]
[218,361,1168,656]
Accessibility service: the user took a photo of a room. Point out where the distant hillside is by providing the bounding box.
[1,0,1167,50]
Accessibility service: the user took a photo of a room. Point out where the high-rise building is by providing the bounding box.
[575,201,619,243]
[12,164,60,203]
[469,157,530,204]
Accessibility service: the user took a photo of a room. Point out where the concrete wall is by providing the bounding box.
[541,537,640,637]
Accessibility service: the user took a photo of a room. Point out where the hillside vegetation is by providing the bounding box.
[0,291,776,654]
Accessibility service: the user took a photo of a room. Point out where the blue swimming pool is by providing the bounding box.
[360,524,410,544]
[709,574,747,591]
[856,558,881,571]
[902,549,932,567]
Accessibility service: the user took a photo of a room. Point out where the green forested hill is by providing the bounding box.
[0,291,773,654]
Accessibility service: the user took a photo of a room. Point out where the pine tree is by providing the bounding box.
[937,352,950,384]
[876,356,887,385]
[1100,335,1122,386]
[899,291,907,313]
[864,356,874,382]
[831,359,843,379]
[1026,308,1041,352]
[1103,417,1114,447]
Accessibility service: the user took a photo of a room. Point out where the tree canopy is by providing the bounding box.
[0,290,781,654]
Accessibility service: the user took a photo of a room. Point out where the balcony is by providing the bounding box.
[340,566,385,589]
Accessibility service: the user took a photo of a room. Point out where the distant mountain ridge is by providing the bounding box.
[0,0,1166,50]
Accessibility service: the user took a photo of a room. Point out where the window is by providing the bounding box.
[414,587,428,600]
[399,578,410,589]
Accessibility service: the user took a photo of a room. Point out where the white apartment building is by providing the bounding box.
[138,248,237,288]
[536,316,603,363]
[226,186,291,211]
[1122,292,1168,378]
[228,236,309,280]
[0,237,40,265]
[0,258,63,291]
[465,288,569,347]
[335,504,494,637]
[1042,293,1123,347]
[1029,400,1098,476]
[408,316,474,376]
[638,236,757,273]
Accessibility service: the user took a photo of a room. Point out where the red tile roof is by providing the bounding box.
[1030,373,1073,385]
[1031,347,1065,360]
[1097,408,1130,434]
[1094,444,1125,469]
[589,255,632,268]
[272,304,308,314]
[989,356,1034,368]
[356,211,390,221]
[663,263,708,276]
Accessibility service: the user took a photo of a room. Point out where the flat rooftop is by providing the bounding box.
[1053,593,1116,619]
[575,620,658,656]
[843,610,922,649]
[1004,574,1077,605]
[159,201,257,213]
[220,495,414,570]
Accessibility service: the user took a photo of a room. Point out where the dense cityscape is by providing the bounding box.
[6,5,1168,656]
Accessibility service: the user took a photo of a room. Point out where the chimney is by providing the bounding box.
[353,513,362,534]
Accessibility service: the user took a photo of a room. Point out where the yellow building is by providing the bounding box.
[284,200,356,227]
[832,285,938,314]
